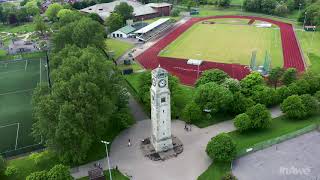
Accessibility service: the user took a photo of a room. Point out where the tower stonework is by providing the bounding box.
[150,66,173,152]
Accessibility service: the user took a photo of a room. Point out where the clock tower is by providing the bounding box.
[150,66,173,152]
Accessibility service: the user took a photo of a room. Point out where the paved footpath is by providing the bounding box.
[71,103,282,180]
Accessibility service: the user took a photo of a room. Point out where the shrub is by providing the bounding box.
[281,95,306,119]
[229,92,255,114]
[26,171,48,180]
[206,133,236,162]
[300,94,318,116]
[47,164,73,180]
[222,78,241,93]
[5,166,18,177]
[241,72,264,96]
[246,104,271,129]
[234,113,251,132]
[251,86,278,106]
[222,172,238,180]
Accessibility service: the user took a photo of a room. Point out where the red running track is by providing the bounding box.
[136,15,305,86]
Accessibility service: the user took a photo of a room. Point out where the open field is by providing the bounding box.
[0,58,47,156]
[160,19,283,67]
[105,39,134,60]
[0,23,35,33]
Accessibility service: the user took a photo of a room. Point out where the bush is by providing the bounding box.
[229,92,255,114]
[47,164,73,180]
[251,86,278,106]
[26,171,48,180]
[300,94,318,116]
[246,104,271,129]
[281,95,306,119]
[5,166,18,177]
[240,72,264,96]
[0,156,6,176]
[276,86,294,102]
[206,133,236,162]
[234,113,251,132]
[222,172,238,180]
[222,78,241,93]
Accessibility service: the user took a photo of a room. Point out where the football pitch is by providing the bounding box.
[159,18,283,67]
[0,58,47,156]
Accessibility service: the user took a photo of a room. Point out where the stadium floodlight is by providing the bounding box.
[101,140,112,180]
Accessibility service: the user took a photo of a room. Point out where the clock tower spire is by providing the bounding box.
[150,67,173,152]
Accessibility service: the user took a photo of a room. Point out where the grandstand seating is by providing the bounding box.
[137,20,173,41]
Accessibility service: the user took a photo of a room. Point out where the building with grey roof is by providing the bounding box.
[80,0,171,21]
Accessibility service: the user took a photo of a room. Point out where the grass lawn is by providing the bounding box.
[295,30,320,67]
[0,49,7,56]
[117,63,143,72]
[160,20,283,67]
[198,114,320,180]
[2,151,59,180]
[308,53,320,74]
[77,169,129,180]
[198,161,230,180]
[0,23,35,33]
[105,39,134,60]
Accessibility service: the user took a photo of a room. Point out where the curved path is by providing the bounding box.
[136,16,305,85]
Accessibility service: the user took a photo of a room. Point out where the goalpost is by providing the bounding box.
[0,123,20,151]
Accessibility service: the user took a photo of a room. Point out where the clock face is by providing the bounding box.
[158,79,167,88]
[152,78,156,86]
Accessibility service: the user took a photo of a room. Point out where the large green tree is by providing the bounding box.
[105,13,124,33]
[26,171,48,180]
[32,46,130,164]
[246,103,271,129]
[194,82,233,115]
[268,67,284,89]
[206,133,236,162]
[52,17,105,52]
[240,72,264,96]
[182,101,203,124]
[45,3,63,21]
[282,68,297,86]
[280,95,306,119]
[114,2,133,22]
[195,69,230,87]
[34,15,47,35]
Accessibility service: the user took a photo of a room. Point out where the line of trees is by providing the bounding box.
[31,9,133,166]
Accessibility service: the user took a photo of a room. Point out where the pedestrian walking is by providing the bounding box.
[128,139,131,147]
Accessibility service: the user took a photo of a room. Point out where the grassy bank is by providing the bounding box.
[198,114,320,180]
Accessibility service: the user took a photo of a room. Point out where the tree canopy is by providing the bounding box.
[195,69,230,87]
[32,46,130,164]
[45,3,63,21]
[105,13,124,33]
[194,82,233,115]
[114,2,133,22]
[206,133,236,162]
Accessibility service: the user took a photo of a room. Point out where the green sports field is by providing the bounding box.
[0,58,47,156]
[159,19,283,67]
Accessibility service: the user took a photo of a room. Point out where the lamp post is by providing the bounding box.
[303,12,307,28]
[298,3,302,15]
[101,141,112,180]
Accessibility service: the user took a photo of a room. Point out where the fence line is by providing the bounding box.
[236,124,318,157]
